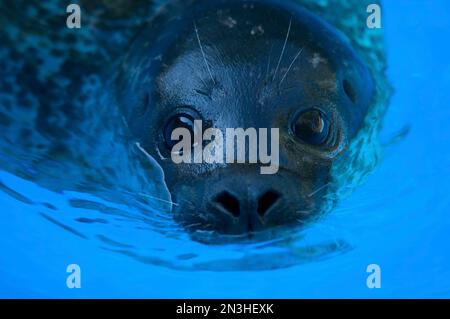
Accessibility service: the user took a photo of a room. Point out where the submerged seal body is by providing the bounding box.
[115,0,376,237]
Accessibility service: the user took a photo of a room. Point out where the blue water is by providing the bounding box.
[1,0,450,298]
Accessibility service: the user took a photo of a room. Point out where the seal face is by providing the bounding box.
[115,0,375,237]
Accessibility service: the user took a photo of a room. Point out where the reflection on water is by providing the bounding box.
[0,170,353,271]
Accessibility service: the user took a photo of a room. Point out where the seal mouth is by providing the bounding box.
[189,222,305,245]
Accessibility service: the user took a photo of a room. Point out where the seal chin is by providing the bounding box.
[188,222,302,245]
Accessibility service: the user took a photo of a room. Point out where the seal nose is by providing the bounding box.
[211,188,282,233]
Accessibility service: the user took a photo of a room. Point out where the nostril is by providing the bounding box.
[257,190,281,217]
[213,191,240,218]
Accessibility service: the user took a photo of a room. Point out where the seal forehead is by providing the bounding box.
[162,0,354,67]
[153,0,365,98]
[156,44,336,109]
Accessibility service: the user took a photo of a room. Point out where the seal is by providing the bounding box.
[114,0,377,236]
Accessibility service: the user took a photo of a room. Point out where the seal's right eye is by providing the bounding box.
[163,113,197,150]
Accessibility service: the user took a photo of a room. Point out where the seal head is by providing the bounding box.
[115,0,374,237]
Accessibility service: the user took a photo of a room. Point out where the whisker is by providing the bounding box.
[310,223,348,248]
[307,182,330,198]
[178,198,194,206]
[117,188,180,208]
[296,219,350,247]
[194,21,215,84]
[279,47,303,85]
[296,218,309,225]
[198,75,208,88]
[138,192,179,207]
[184,223,203,229]
[266,43,274,81]
[272,18,292,81]
[121,116,129,129]
[135,142,152,159]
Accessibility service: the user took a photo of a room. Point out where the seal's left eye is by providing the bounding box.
[163,113,197,150]
[292,109,331,146]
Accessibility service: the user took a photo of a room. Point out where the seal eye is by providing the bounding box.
[292,109,330,145]
[163,113,197,150]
